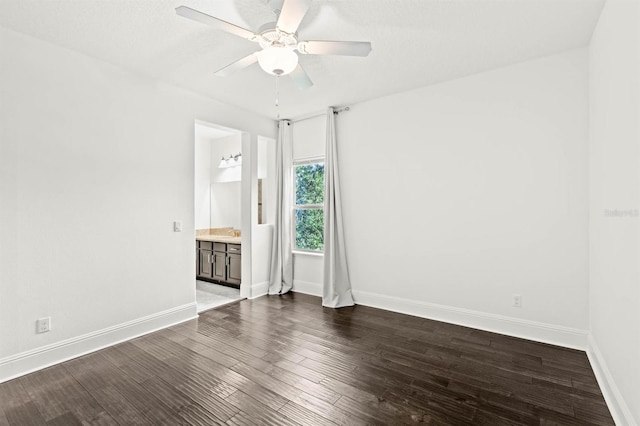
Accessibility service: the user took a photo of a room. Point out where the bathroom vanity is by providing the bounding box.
[196,234,241,288]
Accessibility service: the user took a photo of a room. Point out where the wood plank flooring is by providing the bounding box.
[0,292,614,425]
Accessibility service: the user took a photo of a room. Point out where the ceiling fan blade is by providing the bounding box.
[214,54,258,77]
[299,41,372,57]
[276,0,312,34]
[289,64,313,90]
[175,6,256,40]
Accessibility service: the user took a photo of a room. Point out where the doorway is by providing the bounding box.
[194,120,244,312]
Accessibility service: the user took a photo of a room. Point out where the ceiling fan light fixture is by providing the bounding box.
[176,0,372,89]
[257,46,298,76]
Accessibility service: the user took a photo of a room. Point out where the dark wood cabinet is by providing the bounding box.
[196,240,241,288]
[198,249,213,278]
[196,241,214,280]
[227,253,242,285]
[213,252,226,281]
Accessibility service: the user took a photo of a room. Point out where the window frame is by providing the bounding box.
[292,157,325,254]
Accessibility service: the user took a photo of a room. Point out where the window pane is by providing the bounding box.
[295,163,324,205]
[295,209,324,251]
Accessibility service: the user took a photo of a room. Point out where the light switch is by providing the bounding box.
[173,221,182,232]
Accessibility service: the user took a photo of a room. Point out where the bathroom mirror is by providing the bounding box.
[210,181,241,229]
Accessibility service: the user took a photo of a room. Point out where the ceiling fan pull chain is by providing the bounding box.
[275,75,281,119]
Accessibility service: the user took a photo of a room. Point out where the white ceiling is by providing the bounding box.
[195,120,239,140]
[0,0,604,120]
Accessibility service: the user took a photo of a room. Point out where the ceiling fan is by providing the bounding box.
[175,0,372,90]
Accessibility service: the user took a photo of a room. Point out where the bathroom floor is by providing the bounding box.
[195,280,242,312]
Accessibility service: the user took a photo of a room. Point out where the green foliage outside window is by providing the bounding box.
[295,163,324,251]
[295,209,324,251]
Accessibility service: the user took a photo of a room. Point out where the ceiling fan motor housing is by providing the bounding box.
[256,23,299,75]
[257,22,298,49]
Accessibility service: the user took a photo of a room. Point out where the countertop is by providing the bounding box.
[196,234,242,244]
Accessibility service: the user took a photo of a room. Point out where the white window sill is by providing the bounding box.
[292,250,324,258]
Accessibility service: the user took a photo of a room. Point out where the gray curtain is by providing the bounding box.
[268,120,294,295]
[322,108,355,307]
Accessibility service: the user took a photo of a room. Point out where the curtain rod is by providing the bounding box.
[288,106,350,123]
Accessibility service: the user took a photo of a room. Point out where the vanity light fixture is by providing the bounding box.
[219,152,242,169]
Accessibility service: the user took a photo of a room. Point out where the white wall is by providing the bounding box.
[194,124,212,230]
[251,224,274,295]
[247,136,276,297]
[258,136,269,181]
[292,116,326,160]
[0,26,275,380]
[257,136,271,226]
[588,0,640,424]
[293,49,590,348]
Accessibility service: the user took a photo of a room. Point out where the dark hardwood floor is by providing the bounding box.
[0,293,614,425]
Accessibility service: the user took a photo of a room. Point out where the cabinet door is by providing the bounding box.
[197,249,213,279]
[213,252,227,281]
[226,253,241,285]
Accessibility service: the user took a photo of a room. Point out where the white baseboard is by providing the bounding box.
[250,281,270,299]
[351,289,588,350]
[293,280,322,297]
[289,284,587,349]
[587,334,637,426]
[0,302,197,384]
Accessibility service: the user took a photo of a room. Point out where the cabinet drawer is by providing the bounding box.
[213,242,226,252]
[199,241,213,250]
[228,244,241,253]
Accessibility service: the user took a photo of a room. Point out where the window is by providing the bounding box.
[294,159,325,252]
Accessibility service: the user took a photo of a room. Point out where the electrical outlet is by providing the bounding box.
[173,220,182,232]
[36,317,51,333]
[513,295,522,308]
